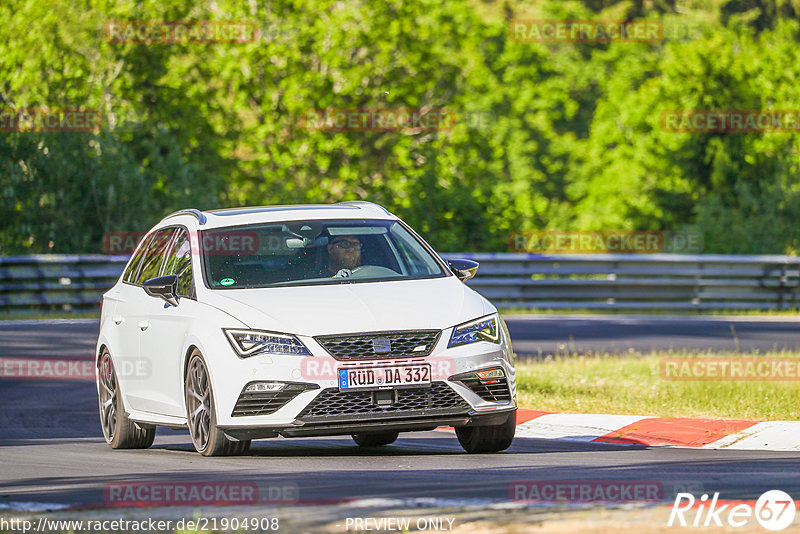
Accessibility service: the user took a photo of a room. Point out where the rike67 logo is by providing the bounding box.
[668,490,796,531]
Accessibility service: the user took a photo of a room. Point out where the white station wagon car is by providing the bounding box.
[96,202,517,455]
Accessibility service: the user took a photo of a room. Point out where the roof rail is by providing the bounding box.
[336,201,392,215]
[163,209,207,225]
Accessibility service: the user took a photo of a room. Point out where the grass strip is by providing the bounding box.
[515,350,800,420]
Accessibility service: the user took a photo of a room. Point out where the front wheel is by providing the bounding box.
[185,350,250,456]
[352,430,399,447]
[97,350,155,449]
[455,412,516,453]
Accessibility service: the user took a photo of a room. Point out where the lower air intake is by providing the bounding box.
[458,377,512,402]
[232,383,317,417]
[297,381,469,422]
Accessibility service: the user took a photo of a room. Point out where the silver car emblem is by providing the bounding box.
[372,338,391,354]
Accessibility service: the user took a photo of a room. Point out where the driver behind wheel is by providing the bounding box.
[327,235,361,276]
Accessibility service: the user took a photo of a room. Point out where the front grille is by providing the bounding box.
[315,330,441,360]
[297,381,469,422]
[459,377,512,402]
[232,383,317,417]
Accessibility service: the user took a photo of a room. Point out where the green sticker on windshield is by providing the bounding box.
[220,278,235,286]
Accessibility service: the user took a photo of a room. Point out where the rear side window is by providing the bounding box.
[123,234,154,283]
[133,228,176,285]
[162,229,194,297]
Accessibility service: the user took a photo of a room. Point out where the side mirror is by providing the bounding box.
[448,259,479,282]
[142,274,179,307]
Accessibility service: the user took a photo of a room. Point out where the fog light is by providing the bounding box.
[476,368,505,380]
[449,366,511,402]
[244,381,285,393]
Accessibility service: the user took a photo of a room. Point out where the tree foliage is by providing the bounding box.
[1,0,799,254]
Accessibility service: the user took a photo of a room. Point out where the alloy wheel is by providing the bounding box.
[98,353,118,442]
[186,356,212,451]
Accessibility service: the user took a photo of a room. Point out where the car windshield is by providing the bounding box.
[201,219,447,289]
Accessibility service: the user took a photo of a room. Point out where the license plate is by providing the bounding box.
[338,364,431,391]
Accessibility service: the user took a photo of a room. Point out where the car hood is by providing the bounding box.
[200,276,491,336]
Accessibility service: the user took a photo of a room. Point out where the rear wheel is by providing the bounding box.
[185,350,250,456]
[352,430,399,447]
[455,412,516,453]
[97,350,155,449]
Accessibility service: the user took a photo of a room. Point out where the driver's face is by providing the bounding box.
[328,236,361,271]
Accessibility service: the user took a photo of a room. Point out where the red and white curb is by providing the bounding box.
[509,409,800,451]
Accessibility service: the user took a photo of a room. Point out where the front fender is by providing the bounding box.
[179,303,248,417]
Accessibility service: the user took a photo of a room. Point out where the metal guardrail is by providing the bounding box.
[449,253,800,310]
[1,253,800,312]
[0,255,129,311]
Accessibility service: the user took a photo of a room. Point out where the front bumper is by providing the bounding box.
[221,406,517,440]
[206,323,517,429]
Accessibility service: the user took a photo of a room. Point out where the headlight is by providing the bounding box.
[223,329,312,357]
[448,314,501,348]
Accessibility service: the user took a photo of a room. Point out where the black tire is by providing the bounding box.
[97,350,156,449]
[455,412,516,453]
[352,430,399,447]
[185,350,251,457]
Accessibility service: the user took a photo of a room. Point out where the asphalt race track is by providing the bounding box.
[1,317,800,516]
[505,314,800,357]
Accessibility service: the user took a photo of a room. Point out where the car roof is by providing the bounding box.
[158,202,396,229]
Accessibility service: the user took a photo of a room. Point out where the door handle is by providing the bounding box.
[112,315,124,325]
[137,320,150,331]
